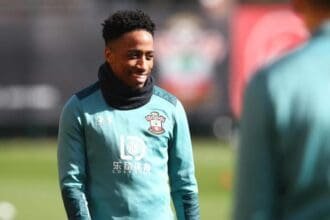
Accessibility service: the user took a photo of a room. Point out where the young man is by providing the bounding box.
[234,0,330,220]
[57,10,200,220]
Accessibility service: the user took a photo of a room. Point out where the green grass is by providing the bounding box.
[0,138,235,220]
[0,139,65,220]
[193,138,234,220]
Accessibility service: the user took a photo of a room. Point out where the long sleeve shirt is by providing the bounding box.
[58,84,199,220]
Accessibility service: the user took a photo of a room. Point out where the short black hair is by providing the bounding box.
[306,0,330,8]
[102,9,156,45]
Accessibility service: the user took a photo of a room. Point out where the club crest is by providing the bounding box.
[145,112,166,134]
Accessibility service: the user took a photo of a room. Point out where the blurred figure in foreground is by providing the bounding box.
[57,10,199,220]
[234,0,330,219]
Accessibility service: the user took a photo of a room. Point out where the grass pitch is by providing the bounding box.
[0,138,235,220]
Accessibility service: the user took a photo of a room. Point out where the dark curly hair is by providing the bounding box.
[305,0,330,9]
[102,10,156,45]
[314,0,330,7]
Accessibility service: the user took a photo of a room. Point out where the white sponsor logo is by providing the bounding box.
[120,135,146,161]
[112,135,150,175]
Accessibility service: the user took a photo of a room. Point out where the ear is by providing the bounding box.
[104,47,113,64]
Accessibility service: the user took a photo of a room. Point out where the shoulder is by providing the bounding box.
[152,86,188,120]
[244,43,311,110]
[259,37,324,80]
[152,86,177,107]
[248,41,309,90]
[75,81,100,101]
[62,81,100,114]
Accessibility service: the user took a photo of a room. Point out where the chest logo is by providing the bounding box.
[145,112,166,134]
[120,135,146,161]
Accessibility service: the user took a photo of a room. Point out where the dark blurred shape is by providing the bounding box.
[234,0,330,218]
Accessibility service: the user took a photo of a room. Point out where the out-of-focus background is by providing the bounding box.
[0,0,308,219]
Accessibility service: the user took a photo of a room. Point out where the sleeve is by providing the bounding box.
[57,95,91,220]
[233,74,279,220]
[168,100,200,220]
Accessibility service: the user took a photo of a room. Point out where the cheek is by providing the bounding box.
[122,62,137,74]
[113,60,131,71]
[147,61,154,70]
[109,61,119,72]
[126,60,137,67]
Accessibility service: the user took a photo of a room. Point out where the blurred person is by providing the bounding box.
[233,0,330,219]
[57,10,200,220]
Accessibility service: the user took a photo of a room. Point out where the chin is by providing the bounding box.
[135,84,145,89]
[133,82,146,89]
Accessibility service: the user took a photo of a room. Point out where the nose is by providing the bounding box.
[136,56,147,70]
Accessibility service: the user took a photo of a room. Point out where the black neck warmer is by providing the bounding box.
[98,62,154,110]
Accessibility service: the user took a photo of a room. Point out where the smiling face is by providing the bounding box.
[105,30,154,89]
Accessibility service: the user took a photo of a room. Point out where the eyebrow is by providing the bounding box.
[127,49,154,53]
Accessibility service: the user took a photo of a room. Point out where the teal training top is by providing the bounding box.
[57,84,199,220]
[234,21,330,220]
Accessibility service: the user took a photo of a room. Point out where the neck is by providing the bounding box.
[98,63,154,110]
[301,8,330,32]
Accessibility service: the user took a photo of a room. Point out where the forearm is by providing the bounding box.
[61,187,91,220]
[170,100,200,219]
[172,190,200,220]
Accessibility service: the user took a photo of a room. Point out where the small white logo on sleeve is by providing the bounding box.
[95,115,112,126]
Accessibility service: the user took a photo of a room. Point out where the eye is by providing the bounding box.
[146,53,154,60]
[127,51,140,59]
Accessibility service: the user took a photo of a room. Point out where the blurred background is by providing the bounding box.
[0,0,308,219]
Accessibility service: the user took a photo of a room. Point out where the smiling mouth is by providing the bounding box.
[132,73,148,80]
